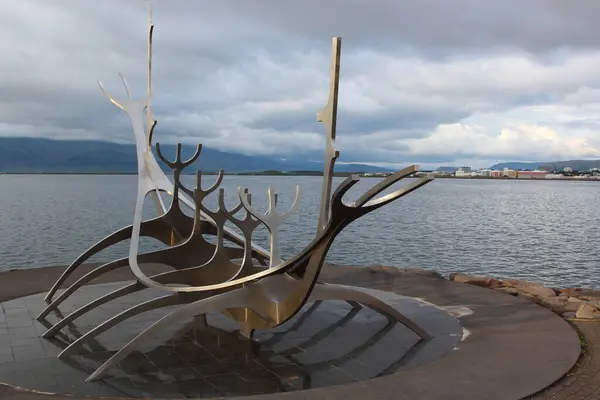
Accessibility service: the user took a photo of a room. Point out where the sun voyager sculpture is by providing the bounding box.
[38,5,434,382]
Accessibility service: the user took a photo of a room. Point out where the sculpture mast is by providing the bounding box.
[316,37,341,232]
[144,2,166,213]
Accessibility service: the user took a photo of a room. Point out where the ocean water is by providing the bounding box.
[0,174,598,288]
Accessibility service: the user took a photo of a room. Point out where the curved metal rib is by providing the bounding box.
[354,165,420,207]
[44,225,134,303]
[59,292,208,358]
[42,264,222,340]
[309,283,430,339]
[86,288,253,381]
[38,257,130,320]
[42,281,144,339]
[42,184,265,311]
[38,237,248,324]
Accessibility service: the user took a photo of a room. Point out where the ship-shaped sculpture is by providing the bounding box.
[38,4,434,382]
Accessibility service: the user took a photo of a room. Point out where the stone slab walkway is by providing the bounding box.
[0,264,583,400]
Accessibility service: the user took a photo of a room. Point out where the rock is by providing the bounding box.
[368,265,444,279]
[578,295,600,302]
[495,287,519,296]
[517,290,536,299]
[565,300,585,312]
[487,278,503,289]
[516,284,556,299]
[511,281,556,298]
[538,297,568,313]
[497,279,555,297]
[562,312,577,319]
[576,303,596,319]
[567,297,582,303]
[578,289,600,296]
[449,273,494,288]
[500,278,520,288]
[558,288,584,297]
[585,301,600,310]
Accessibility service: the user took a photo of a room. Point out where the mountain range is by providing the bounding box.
[3,137,598,174]
[0,137,389,174]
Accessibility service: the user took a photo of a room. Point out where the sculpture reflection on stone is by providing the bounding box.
[38,4,434,382]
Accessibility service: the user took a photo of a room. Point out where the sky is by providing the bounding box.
[2,1,600,169]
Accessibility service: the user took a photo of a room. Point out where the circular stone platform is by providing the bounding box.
[0,282,462,398]
[0,264,582,399]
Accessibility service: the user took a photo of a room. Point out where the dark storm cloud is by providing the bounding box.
[183,0,600,55]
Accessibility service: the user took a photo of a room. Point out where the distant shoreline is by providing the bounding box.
[1,171,598,181]
[430,175,600,182]
[0,171,362,177]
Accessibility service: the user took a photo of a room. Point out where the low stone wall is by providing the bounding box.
[449,273,600,319]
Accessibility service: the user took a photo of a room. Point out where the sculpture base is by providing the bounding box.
[0,282,461,398]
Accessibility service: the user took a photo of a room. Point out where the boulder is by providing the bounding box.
[516,284,556,298]
[576,303,596,319]
[368,265,444,279]
[585,301,600,310]
[515,282,556,299]
[579,295,600,302]
[449,273,495,288]
[498,279,555,297]
[538,297,568,313]
[578,289,600,296]
[500,278,521,288]
[562,312,577,319]
[557,288,584,297]
[487,278,503,288]
[495,287,518,296]
[565,300,585,312]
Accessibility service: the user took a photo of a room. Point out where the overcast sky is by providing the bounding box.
[1,0,600,169]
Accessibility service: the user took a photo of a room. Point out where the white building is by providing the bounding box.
[455,166,473,177]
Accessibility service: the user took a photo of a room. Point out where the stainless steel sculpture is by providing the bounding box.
[39,4,434,383]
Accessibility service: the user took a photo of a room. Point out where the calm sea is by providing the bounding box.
[0,175,598,288]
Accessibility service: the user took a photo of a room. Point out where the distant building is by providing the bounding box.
[503,168,517,178]
[517,170,548,179]
[563,167,573,173]
[431,171,452,176]
[455,166,473,177]
[479,169,491,177]
[490,170,502,178]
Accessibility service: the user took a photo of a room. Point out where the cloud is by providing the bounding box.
[0,0,600,168]
[401,122,600,161]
